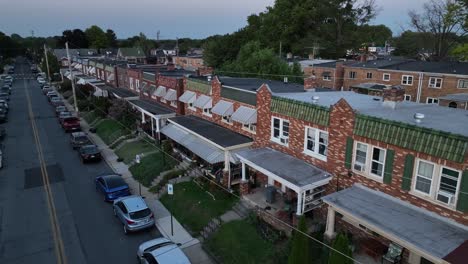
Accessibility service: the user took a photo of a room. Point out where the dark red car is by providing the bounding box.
[78,144,102,163]
[61,116,81,132]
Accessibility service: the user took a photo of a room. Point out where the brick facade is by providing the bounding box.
[174,56,204,70]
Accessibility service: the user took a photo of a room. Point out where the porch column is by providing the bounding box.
[223,151,231,188]
[241,162,246,181]
[151,118,154,137]
[141,111,145,123]
[156,118,161,140]
[296,191,303,216]
[325,207,336,239]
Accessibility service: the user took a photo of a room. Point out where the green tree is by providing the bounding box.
[393,31,436,58]
[451,43,468,60]
[288,216,310,264]
[328,233,353,264]
[85,25,108,49]
[134,33,156,55]
[41,50,60,81]
[106,29,118,48]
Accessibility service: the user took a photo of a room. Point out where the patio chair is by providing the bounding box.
[382,243,403,264]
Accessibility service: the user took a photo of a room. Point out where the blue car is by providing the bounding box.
[95,174,131,202]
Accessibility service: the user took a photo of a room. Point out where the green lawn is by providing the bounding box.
[129,152,175,187]
[160,181,238,233]
[206,220,276,264]
[83,111,100,124]
[115,140,156,164]
[96,119,129,145]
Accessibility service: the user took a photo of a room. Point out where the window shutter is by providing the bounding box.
[401,154,414,191]
[383,149,395,184]
[456,170,468,212]
[344,137,354,169]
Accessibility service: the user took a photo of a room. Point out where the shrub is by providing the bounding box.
[328,233,353,264]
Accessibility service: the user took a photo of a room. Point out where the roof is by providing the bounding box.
[127,99,175,116]
[106,87,138,98]
[323,184,468,260]
[53,48,98,59]
[439,93,468,102]
[169,115,253,148]
[118,47,146,58]
[236,148,331,188]
[276,91,468,137]
[348,58,411,69]
[382,61,468,75]
[157,69,196,78]
[312,60,356,69]
[121,196,148,212]
[219,76,305,94]
[443,240,468,264]
[351,82,389,91]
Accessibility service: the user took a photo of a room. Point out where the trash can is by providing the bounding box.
[265,186,276,203]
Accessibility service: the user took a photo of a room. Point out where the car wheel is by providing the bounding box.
[123,225,128,235]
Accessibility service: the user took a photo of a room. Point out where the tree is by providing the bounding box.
[393,31,436,58]
[409,0,467,60]
[85,25,108,49]
[134,33,156,55]
[288,216,310,264]
[354,24,392,47]
[106,29,118,48]
[58,29,89,48]
[328,233,353,264]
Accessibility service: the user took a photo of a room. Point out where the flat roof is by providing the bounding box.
[219,76,305,94]
[127,98,174,115]
[276,91,468,137]
[157,69,196,77]
[348,58,410,69]
[323,184,468,259]
[106,87,138,98]
[236,148,330,188]
[382,61,468,75]
[169,115,253,148]
[438,93,468,102]
[351,82,389,91]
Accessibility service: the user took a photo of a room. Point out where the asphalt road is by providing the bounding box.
[0,60,159,264]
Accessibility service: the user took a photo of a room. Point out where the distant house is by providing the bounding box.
[53,48,97,67]
[117,47,146,63]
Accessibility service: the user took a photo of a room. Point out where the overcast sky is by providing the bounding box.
[0,0,427,39]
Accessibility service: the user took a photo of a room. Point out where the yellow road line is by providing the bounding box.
[23,78,68,264]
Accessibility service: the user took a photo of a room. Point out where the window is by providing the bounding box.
[135,79,140,90]
[304,127,328,159]
[353,143,368,172]
[349,71,356,79]
[415,160,434,195]
[170,101,177,108]
[383,73,390,81]
[426,97,439,104]
[457,79,468,89]
[129,77,134,89]
[242,123,256,133]
[203,107,212,116]
[428,77,442,88]
[437,168,460,205]
[188,101,196,110]
[366,72,373,79]
[323,75,331,81]
[404,94,411,101]
[371,147,386,177]
[352,142,386,180]
[401,75,413,85]
[271,117,289,145]
[222,115,232,124]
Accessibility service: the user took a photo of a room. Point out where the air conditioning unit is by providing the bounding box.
[437,191,455,205]
[280,137,289,144]
[354,163,365,172]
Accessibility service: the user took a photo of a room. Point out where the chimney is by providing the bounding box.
[360,54,367,62]
[286,52,293,59]
[304,75,317,90]
[382,85,405,109]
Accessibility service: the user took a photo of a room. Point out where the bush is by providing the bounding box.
[328,233,353,264]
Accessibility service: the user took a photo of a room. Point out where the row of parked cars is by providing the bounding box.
[45,79,190,263]
[0,75,13,123]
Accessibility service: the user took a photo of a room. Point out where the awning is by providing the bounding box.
[77,78,86,85]
[179,91,196,103]
[74,64,81,70]
[323,184,468,262]
[154,86,166,97]
[231,106,257,124]
[164,89,177,101]
[107,73,115,81]
[321,71,331,76]
[193,94,212,109]
[212,100,234,116]
[89,67,96,74]
[71,62,77,67]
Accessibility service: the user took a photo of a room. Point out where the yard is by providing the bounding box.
[83,110,100,124]
[96,119,130,145]
[129,152,175,187]
[160,180,238,234]
[115,140,156,164]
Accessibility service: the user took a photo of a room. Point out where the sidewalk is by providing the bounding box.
[57,89,215,264]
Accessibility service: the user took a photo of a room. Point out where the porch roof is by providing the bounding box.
[323,184,468,261]
[236,148,331,192]
[107,87,138,98]
[127,98,175,116]
[212,100,234,116]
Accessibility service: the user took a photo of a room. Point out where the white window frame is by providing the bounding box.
[188,100,196,111]
[401,75,414,86]
[271,117,290,146]
[404,94,411,101]
[366,72,373,79]
[242,123,256,133]
[203,107,212,117]
[303,127,328,161]
[222,115,232,124]
[383,73,390,81]
[323,75,331,81]
[135,79,140,91]
[428,77,442,89]
[349,71,356,79]
[129,77,134,89]
[170,100,177,108]
[352,141,386,182]
[426,97,439,105]
[457,79,468,89]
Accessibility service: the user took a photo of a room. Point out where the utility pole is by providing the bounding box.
[66,42,79,113]
[43,44,51,83]
[157,30,160,41]
[175,37,179,57]
[279,41,282,58]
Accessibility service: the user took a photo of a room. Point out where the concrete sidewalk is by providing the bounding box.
[57,89,215,264]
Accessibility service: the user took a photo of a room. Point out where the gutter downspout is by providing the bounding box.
[416,72,423,103]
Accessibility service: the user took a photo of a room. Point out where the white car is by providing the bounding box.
[137,238,191,264]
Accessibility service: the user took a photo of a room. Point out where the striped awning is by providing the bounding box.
[71,62,77,67]
[231,106,257,124]
[212,100,234,116]
[154,86,166,97]
[107,73,115,81]
[89,67,96,74]
[164,89,177,101]
[193,94,212,109]
[74,64,81,69]
[179,91,196,103]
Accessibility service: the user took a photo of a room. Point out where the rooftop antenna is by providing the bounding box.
[157,30,160,42]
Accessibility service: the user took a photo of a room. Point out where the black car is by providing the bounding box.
[78,145,101,163]
[1,86,11,95]
[7,69,14,74]
[0,126,5,140]
[0,93,9,102]
[0,108,8,123]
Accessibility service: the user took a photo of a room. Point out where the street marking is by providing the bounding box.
[23,77,68,264]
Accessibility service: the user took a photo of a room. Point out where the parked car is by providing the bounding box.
[37,77,46,84]
[0,108,8,123]
[0,100,9,112]
[70,132,91,149]
[42,85,50,90]
[58,112,72,124]
[113,195,155,234]
[42,87,53,95]
[95,174,131,202]
[5,76,13,82]
[0,93,9,101]
[55,106,66,115]
[78,144,101,163]
[61,116,81,132]
[137,238,191,264]
[0,126,6,140]
[7,68,14,74]
[1,86,11,95]
[50,97,64,107]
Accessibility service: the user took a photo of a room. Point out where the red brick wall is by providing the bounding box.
[439,99,468,110]
[127,69,141,91]
[117,67,128,88]
[174,56,204,69]
[138,74,185,115]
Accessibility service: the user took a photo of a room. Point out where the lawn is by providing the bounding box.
[96,119,130,145]
[83,110,100,124]
[206,220,276,264]
[115,140,156,164]
[160,181,238,234]
[129,152,175,187]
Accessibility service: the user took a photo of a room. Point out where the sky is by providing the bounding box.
[0,0,427,39]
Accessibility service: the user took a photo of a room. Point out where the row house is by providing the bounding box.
[116,47,146,64]
[173,55,204,71]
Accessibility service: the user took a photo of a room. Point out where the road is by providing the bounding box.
[0,59,160,264]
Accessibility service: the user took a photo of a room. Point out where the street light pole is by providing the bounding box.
[65,42,79,114]
[43,44,51,83]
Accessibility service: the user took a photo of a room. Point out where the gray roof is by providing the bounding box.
[219,77,305,94]
[277,91,468,137]
[312,60,356,69]
[157,69,196,78]
[349,58,411,69]
[351,82,389,91]
[382,61,468,75]
[236,148,330,188]
[107,87,138,98]
[127,99,174,115]
[323,184,468,259]
[439,93,468,102]
[169,115,253,148]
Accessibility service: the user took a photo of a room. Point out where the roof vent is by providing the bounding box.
[414,113,425,123]
[312,96,320,103]
[373,98,380,101]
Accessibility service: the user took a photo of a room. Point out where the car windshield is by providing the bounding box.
[64,117,79,122]
[60,112,71,117]
[75,136,88,142]
[106,176,126,189]
[81,145,98,154]
[56,106,65,111]
[129,208,151,219]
